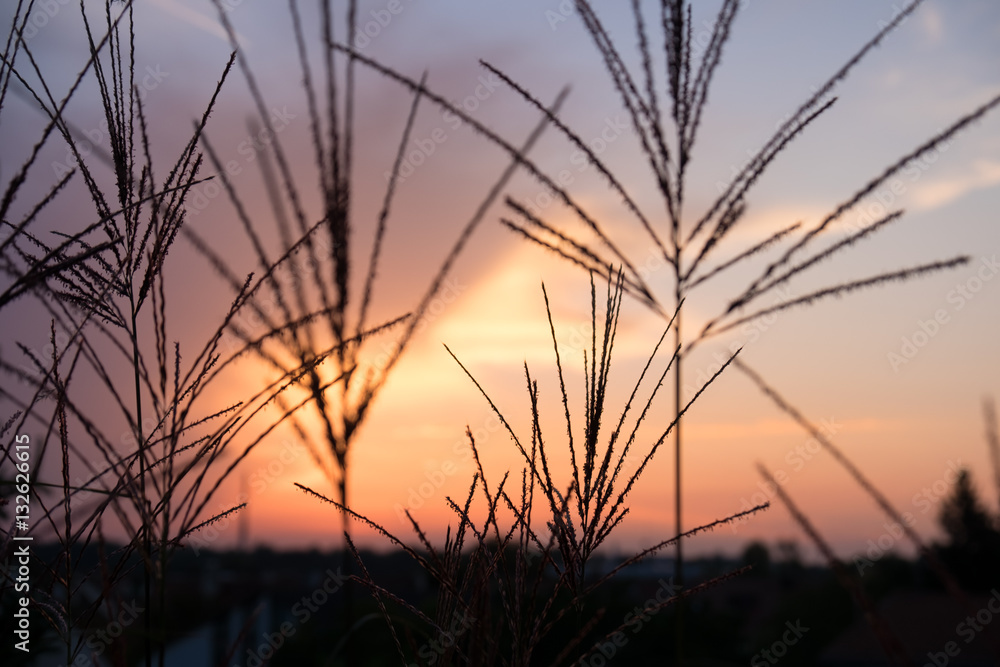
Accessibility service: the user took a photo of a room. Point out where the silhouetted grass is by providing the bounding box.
[743,361,1000,661]
[2,2,997,665]
[297,272,768,666]
[321,1,1000,663]
[0,2,392,664]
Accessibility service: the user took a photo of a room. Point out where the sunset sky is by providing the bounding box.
[3,0,1000,564]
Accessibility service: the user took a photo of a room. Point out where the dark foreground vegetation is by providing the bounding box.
[4,537,1000,666]
[3,464,999,666]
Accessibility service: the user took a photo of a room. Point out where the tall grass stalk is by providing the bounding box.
[193,0,573,653]
[364,2,999,659]
[755,463,913,666]
[332,6,1000,629]
[985,397,1000,515]
[412,0,1000,662]
[741,359,1000,660]
[298,271,769,665]
[0,2,388,664]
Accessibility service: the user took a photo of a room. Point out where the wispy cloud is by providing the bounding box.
[921,4,945,44]
[913,159,1000,210]
[148,0,250,47]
